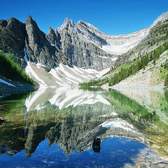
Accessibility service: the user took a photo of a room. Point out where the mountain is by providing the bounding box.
[113,50,168,90]
[115,12,168,67]
[0,18,26,65]
[0,15,151,70]
[81,12,168,88]
[0,12,168,92]
[57,19,149,70]
[0,51,34,96]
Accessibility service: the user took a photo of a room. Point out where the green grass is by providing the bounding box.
[0,50,34,84]
[80,42,168,89]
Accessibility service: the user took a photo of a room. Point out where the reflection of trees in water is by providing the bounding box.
[106,90,159,128]
[0,123,26,154]
[165,89,168,102]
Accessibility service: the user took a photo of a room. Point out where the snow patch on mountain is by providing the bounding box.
[26,62,110,87]
[76,20,150,55]
[101,28,149,55]
[25,62,48,87]
[57,12,168,58]
[25,62,111,111]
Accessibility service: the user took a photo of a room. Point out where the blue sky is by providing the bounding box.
[1,0,168,34]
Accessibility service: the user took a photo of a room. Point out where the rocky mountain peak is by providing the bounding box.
[0,17,26,61]
[0,12,168,71]
[0,20,7,28]
[26,16,34,24]
[48,27,55,34]
[25,16,59,68]
[8,17,19,23]
[25,16,46,50]
[7,17,25,30]
[47,27,61,49]
[25,16,41,36]
[77,20,99,32]
[59,18,74,31]
[76,20,108,46]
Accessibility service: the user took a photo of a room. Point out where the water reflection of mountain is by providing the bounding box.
[0,88,168,160]
[25,87,111,111]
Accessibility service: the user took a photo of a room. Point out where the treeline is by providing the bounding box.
[0,50,34,84]
[80,42,168,88]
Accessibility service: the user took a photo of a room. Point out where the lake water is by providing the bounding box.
[0,87,168,168]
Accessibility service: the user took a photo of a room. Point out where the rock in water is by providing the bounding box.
[0,117,5,124]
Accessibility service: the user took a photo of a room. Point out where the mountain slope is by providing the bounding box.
[113,50,168,90]
[81,13,168,88]
[115,12,168,68]
[0,51,34,96]
[81,42,168,88]
[75,21,149,55]
[25,62,110,87]
[0,18,26,65]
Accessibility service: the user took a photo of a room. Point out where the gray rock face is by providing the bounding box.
[46,28,61,50]
[58,19,114,69]
[25,17,59,68]
[0,18,26,64]
[76,21,107,46]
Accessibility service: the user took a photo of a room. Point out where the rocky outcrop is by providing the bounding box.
[57,18,115,69]
[46,27,61,50]
[25,17,59,68]
[0,18,26,65]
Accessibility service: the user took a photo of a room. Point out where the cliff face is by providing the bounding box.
[57,19,115,70]
[0,17,116,70]
[0,18,26,65]
[25,16,59,69]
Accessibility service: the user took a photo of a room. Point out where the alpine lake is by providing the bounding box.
[0,87,168,168]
